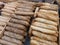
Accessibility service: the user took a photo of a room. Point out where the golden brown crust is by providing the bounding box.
[32,22,57,31]
[5,26,26,36]
[4,31,24,41]
[32,30,57,41]
[7,22,26,31]
[12,15,30,22]
[0,39,17,45]
[31,36,58,45]
[34,18,58,26]
[2,36,23,45]
[15,11,34,16]
[10,18,29,26]
[31,25,58,36]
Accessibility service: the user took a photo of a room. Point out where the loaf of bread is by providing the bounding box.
[7,22,26,31]
[0,39,17,45]
[32,30,57,41]
[2,36,23,45]
[37,2,58,11]
[31,25,58,36]
[4,31,24,41]
[6,26,26,36]
[37,9,58,22]
[10,18,29,26]
[31,36,58,45]
[33,22,57,31]
[34,18,58,26]
[15,11,34,16]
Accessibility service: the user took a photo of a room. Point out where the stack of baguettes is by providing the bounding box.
[1,2,18,17]
[30,3,59,45]
[0,1,35,45]
[0,16,10,38]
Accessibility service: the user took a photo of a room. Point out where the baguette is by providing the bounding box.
[18,1,35,5]
[4,31,24,41]
[10,18,29,26]
[0,39,17,45]
[2,36,23,45]
[37,10,58,22]
[12,15,30,22]
[5,3,17,8]
[34,18,57,26]
[6,26,26,36]
[2,9,14,14]
[33,22,57,31]
[39,9,58,15]
[15,11,34,16]
[18,6,34,11]
[0,16,10,20]
[32,30,57,41]
[7,22,26,31]
[31,39,48,45]
[18,4,34,10]
[4,6,15,11]
[16,8,33,12]
[40,6,58,11]
[37,12,58,22]
[0,17,10,23]
[38,12,59,22]
[31,25,58,36]
[39,3,58,10]
[30,39,40,45]
[4,5,16,8]
[31,36,58,45]
[1,12,11,16]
